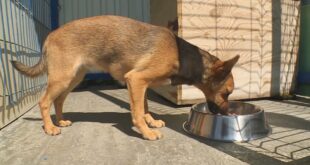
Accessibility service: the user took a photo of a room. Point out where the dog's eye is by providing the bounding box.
[225,89,233,97]
[222,93,230,98]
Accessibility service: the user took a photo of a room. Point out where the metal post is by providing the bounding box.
[51,0,59,30]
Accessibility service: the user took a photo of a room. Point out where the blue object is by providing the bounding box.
[298,72,310,84]
[51,0,59,30]
[84,73,112,81]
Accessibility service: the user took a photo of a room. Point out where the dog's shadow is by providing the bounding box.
[24,111,188,139]
[22,87,310,164]
[66,111,142,138]
[23,89,189,139]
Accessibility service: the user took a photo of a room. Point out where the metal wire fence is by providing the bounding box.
[0,0,51,128]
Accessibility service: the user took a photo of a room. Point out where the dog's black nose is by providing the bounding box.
[207,101,220,114]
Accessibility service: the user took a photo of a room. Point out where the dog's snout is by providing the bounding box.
[207,101,229,115]
[220,102,229,111]
[207,101,220,114]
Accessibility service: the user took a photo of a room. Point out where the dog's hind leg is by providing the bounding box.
[125,70,163,140]
[39,82,68,135]
[39,67,86,135]
[144,97,165,128]
[54,92,72,127]
[54,70,86,127]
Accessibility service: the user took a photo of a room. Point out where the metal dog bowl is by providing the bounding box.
[183,101,271,142]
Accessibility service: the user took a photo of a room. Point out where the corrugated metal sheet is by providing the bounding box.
[59,0,150,25]
[0,0,50,128]
[58,0,150,78]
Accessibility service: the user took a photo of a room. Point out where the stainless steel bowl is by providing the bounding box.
[183,101,271,142]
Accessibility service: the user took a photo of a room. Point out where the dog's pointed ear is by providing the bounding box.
[212,55,240,79]
[223,55,239,72]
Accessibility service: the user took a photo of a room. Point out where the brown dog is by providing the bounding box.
[12,15,239,140]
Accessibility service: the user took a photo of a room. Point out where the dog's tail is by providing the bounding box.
[11,47,47,78]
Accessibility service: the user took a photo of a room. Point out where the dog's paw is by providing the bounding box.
[57,120,72,127]
[142,129,163,141]
[148,119,165,128]
[44,126,61,136]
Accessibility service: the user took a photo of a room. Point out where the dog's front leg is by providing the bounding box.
[144,97,165,128]
[125,71,163,140]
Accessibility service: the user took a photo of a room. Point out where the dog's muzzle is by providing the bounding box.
[207,101,229,115]
[207,101,221,114]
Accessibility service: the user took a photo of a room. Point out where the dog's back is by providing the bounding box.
[13,15,178,82]
[45,16,178,81]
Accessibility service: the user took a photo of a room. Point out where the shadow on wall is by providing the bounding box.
[271,0,282,96]
[179,0,299,99]
[0,0,50,128]
[271,0,300,96]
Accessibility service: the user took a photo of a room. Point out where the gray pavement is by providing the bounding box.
[0,85,309,165]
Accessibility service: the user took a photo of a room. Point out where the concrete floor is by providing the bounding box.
[0,85,309,165]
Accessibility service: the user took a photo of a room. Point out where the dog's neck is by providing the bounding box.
[171,36,218,85]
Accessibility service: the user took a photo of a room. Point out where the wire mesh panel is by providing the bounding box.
[0,0,50,128]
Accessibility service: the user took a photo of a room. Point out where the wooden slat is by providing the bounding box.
[279,0,300,95]
[176,0,299,103]
[152,85,180,104]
